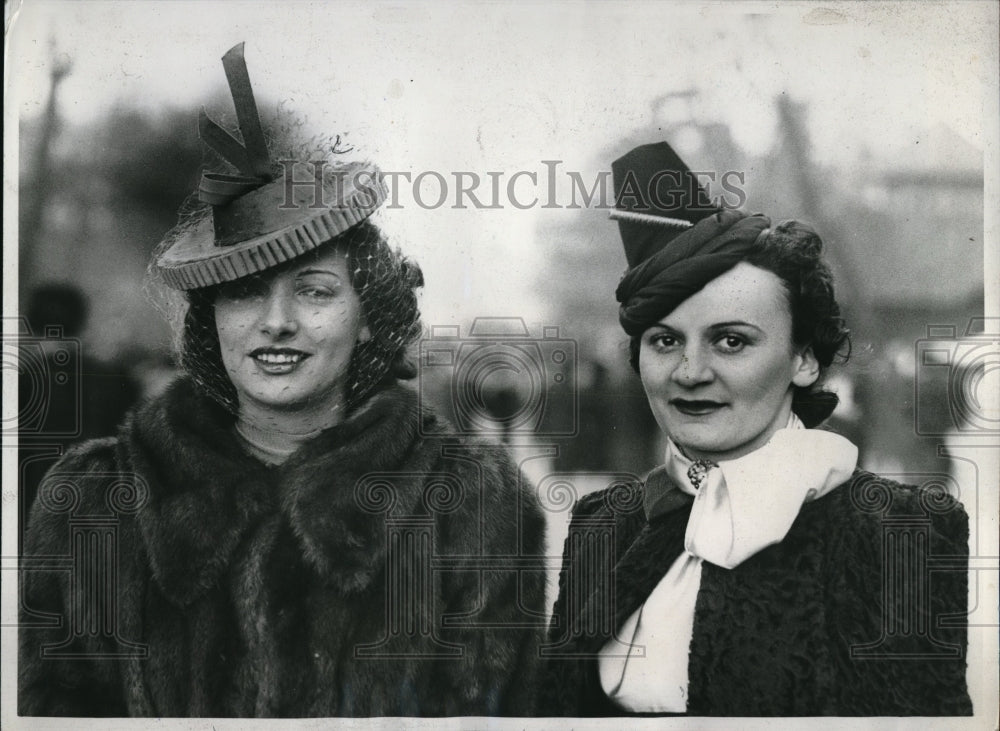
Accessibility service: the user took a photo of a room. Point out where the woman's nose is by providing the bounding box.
[258,289,299,337]
[670,345,713,387]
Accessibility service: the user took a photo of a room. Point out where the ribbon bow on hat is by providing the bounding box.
[197,43,275,206]
[153,42,388,291]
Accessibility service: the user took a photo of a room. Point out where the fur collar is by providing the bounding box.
[123,379,443,606]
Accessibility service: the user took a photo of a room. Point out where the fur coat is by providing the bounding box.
[540,468,972,716]
[19,379,547,717]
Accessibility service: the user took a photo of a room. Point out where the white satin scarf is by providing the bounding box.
[598,414,858,712]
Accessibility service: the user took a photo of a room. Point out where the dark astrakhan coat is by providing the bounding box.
[541,468,972,716]
[19,379,547,717]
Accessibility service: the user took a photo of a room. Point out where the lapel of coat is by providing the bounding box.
[128,380,275,607]
[275,384,435,594]
[567,472,692,656]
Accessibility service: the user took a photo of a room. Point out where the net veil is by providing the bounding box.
[146,128,424,424]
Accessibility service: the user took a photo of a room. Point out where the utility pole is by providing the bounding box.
[20,40,72,291]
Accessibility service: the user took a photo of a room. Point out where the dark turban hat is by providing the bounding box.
[612,142,771,335]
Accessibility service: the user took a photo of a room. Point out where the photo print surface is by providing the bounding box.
[4,1,997,726]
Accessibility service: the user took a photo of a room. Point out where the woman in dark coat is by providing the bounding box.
[19,44,546,718]
[541,142,972,716]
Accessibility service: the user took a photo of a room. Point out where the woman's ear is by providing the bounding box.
[357,322,372,344]
[792,346,820,388]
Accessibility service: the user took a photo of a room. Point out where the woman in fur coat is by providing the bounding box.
[540,142,972,716]
[19,45,547,717]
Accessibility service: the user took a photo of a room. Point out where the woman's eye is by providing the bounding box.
[647,332,679,350]
[297,285,337,299]
[716,334,747,352]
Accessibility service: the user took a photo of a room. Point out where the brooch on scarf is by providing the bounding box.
[686,460,717,490]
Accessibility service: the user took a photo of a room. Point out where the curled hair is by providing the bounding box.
[180,219,423,413]
[628,219,850,427]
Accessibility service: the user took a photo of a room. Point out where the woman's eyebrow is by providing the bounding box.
[708,320,764,333]
[295,268,342,277]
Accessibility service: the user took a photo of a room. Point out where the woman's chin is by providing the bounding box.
[237,381,347,417]
[669,422,724,450]
[676,444,724,462]
[240,388,318,414]
[670,428,747,462]
[675,431,779,463]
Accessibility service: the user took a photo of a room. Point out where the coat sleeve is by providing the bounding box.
[492,453,549,717]
[431,442,549,716]
[18,440,130,717]
[545,489,608,646]
[827,477,973,715]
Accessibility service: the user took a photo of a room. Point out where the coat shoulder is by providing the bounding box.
[426,434,547,556]
[569,478,645,521]
[375,391,548,559]
[26,437,122,551]
[415,396,544,507]
[806,469,969,553]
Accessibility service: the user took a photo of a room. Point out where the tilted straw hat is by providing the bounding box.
[153,43,387,290]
